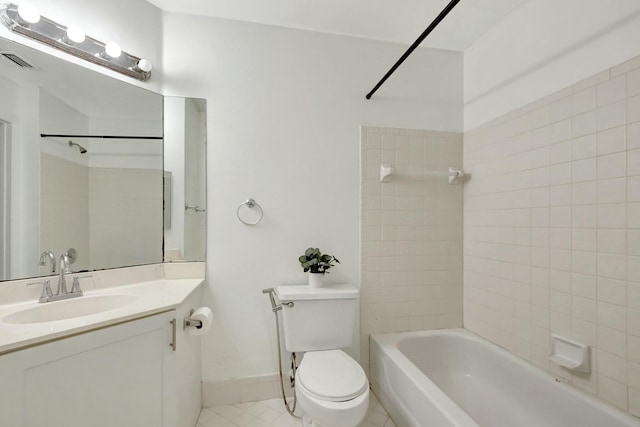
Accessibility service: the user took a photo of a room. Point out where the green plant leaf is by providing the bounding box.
[299,247,339,273]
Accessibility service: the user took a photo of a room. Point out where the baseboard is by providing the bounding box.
[202,373,294,407]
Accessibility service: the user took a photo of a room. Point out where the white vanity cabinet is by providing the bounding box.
[0,310,179,427]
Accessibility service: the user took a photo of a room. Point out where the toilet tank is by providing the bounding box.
[276,284,358,352]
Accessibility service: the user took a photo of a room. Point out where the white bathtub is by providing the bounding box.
[370,329,640,427]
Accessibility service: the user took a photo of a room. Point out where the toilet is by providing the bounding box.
[276,284,369,427]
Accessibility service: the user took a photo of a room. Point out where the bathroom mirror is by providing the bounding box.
[0,35,206,282]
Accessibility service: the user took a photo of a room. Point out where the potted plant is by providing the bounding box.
[298,247,340,288]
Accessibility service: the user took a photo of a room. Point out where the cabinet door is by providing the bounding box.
[0,311,177,427]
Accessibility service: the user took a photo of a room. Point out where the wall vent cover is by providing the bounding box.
[0,51,36,68]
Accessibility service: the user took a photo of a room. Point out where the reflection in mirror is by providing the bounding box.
[163,97,206,263]
[0,35,164,281]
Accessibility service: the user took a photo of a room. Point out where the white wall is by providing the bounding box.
[465,0,640,131]
[161,13,463,382]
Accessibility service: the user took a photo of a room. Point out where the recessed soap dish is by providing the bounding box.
[548,334,591,373]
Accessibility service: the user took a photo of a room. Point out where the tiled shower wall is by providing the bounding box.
[464,56,640,415]
[360,126,463,372]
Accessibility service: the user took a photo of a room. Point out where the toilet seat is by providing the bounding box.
[297,350,368,402]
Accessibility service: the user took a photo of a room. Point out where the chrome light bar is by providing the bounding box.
[0,3,152,81]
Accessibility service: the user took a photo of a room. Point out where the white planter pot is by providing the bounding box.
[308,272,325,288]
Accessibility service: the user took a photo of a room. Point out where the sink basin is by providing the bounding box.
[3,295,136,324]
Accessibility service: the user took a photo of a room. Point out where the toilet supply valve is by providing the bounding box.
[288,369,295,387]
[289,352,298,388]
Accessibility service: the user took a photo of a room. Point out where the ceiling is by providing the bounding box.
[146,0,530,51]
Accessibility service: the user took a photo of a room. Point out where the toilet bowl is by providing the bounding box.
[295,349,369,427]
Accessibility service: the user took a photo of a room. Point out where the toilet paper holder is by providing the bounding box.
[184,309,203,329]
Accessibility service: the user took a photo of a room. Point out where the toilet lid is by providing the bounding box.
[297,350,368,402]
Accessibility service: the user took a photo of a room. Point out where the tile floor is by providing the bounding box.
[197,391,397,427]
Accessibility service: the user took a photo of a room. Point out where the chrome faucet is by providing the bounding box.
[27,254,87,303]
[58,254,71,295]
[38,250,56,273]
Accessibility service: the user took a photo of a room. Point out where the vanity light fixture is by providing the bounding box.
[16,3,39,24]
[64,26,85,44]
[104,41,121,58]
[0,3,152,81]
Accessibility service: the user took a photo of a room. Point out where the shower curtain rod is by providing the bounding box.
[365,0,461,100]
[41,133,163,140]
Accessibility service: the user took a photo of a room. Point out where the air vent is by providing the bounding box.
[0,52,36,68]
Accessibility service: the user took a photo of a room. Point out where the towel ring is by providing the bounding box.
[237,198,263,225]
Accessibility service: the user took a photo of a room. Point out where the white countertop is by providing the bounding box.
[0,278,204,355]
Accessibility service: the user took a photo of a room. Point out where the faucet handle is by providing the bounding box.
[27,280,53,302]
[71,275,92,294]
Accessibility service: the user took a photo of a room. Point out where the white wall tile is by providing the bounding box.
[629,68,640,98]
[597,152,626,179]
[629,176,640,202]
[598,278,627,306]
[597,253,626,281]
[628,230,640,256]
[629,122,640,150]
[572,296,597,322]
[598,230,627,254]
[597,101,626,131]
[572,273,597,299]
[572,205,597,228]
[550,140,572,164]
[598,204,627,228]
[573,111,597,138]
[572,182,597,205]
[572,158,597,182]
[597,126,626,156]
[630,204,640,229]
[628,149,640,176]
[573,88,597,114]
[465,56,640,416]
[572,135,597,160]
[598,178,627,204]
[598,374,628,410]
[629,95,640,123]
[572,229,596,252]
[362,127,462,373]
[598,302,627,333]
[597,75,627,107]
[597,349,627,382]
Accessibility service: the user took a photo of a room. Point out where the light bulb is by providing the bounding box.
[17,3,40,24]
[66,26,85,44]
[104,42,121,58]
[136,58,152,73]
